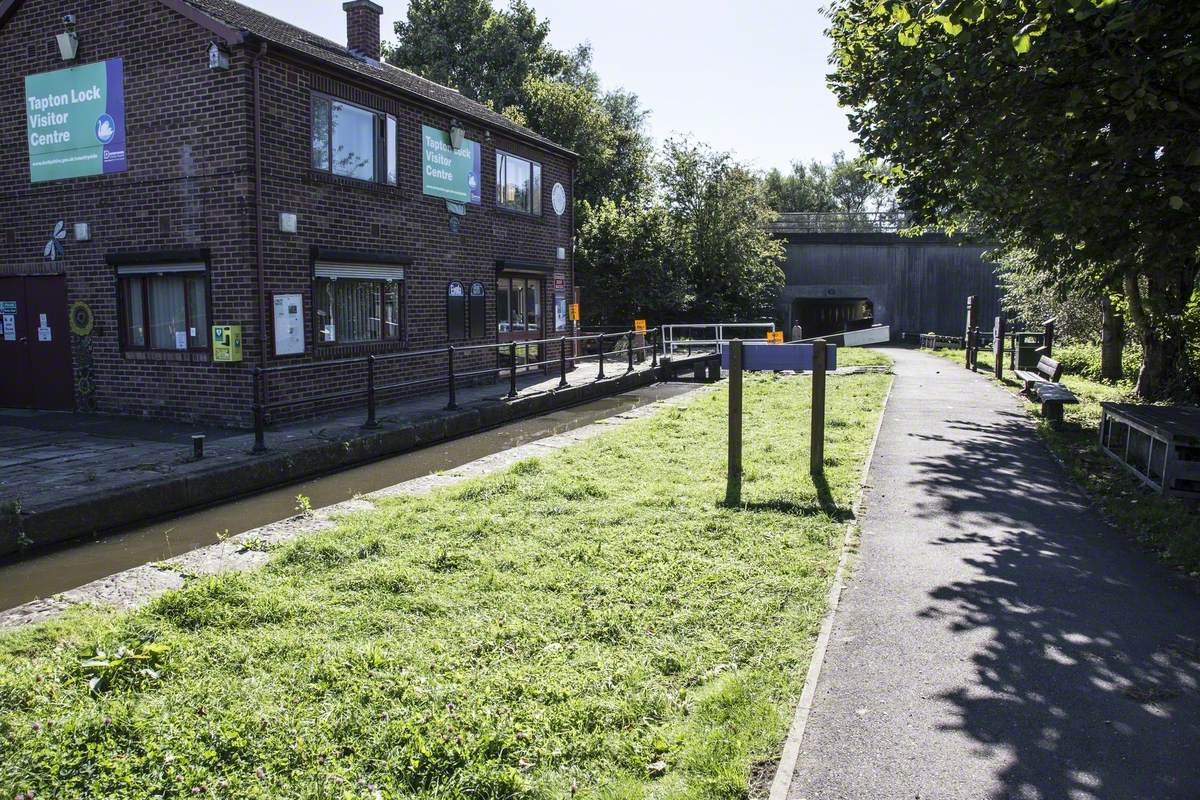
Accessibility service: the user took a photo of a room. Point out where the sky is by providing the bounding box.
[248,0,857,172]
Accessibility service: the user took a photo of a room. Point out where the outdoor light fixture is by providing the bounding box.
[279,212,298,234]
[557,246,566,261]
[449,121,465,150]
[56,14,78,61]
[73,222,90,241]
[207,41,230,70]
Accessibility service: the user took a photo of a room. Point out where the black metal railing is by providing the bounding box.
[251,328,661,452]
[768,211,911,235]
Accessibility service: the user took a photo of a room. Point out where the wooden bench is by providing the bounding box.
[1013,355,1078,423]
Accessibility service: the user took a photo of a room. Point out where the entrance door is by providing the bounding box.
[497,274,543,369]
[0,276,73,410]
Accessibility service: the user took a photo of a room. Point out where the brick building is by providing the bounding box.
[0,0,577,425]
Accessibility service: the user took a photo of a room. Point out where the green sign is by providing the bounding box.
[421,125,481,204]
[25,59,127,183]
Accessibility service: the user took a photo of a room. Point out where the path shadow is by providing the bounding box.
[906,409,1200,799]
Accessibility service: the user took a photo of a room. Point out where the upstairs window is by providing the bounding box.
[311,95,397,185]
[496,151,541,215]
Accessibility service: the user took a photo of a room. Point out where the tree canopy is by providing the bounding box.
[763,152,895,213]
[577,140,785,324]
[826,0,1200,398]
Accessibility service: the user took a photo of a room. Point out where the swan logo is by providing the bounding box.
[95,114,116,144]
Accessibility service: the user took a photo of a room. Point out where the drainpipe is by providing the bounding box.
[251,40,269,367]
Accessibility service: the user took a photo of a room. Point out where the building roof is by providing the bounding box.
[179,0,572,157]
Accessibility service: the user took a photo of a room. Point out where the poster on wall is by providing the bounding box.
[273,293,305,356]
[25,58,127,183]
[555,295,567,332]
[421,125,481,205]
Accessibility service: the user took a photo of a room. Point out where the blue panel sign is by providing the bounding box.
[720,342,838,372]
[25,58,127,183]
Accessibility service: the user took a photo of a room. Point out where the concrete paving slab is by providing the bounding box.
[787,347,1200,800]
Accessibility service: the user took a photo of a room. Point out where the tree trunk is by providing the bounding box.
[1099,296,1124,381]
[1125,271,1196,400]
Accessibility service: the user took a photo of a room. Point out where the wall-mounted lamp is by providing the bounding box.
[73,222,90,241]
[279,212,298,234]
[449,121,465,150]
[56,15,78,61]
[207,41,230,70]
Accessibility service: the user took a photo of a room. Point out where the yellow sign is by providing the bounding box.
[568,303,580,322]
[767,331,784,343]
[634,319,647,332]
[212,324,243,362]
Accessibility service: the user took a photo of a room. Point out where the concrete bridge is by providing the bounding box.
[770,212,1002,340]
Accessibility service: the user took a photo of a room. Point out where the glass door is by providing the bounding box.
[497,274,543,370]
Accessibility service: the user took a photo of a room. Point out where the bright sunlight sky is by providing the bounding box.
[247,0,857,172]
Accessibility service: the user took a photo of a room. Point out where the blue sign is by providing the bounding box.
[720,342,839,372]
[25,58,126,182]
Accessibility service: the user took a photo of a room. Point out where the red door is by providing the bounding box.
[0,276,73,410]
[0,277,30,408]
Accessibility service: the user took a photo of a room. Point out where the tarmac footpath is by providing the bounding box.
[785,347,1200,800]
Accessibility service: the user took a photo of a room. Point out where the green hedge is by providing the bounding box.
[1053,342,1141,385]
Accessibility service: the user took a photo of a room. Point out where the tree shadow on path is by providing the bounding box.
[908,410,1200,800]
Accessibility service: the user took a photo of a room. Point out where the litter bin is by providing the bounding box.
[1011,332,1044,369]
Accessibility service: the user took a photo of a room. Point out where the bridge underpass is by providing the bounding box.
[770,212,1001,340]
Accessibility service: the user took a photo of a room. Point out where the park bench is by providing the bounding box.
[1013,355,1077,424]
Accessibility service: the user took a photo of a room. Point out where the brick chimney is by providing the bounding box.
[344,0,383,61]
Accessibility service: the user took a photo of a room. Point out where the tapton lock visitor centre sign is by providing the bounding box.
[421,124,481,205]
[24,58,127,183]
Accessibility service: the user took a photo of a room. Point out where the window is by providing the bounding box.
[311,95,396,185]
[496,151,541,214]
[117,264,208,352]
[497,276,541,335]
[314,263,405,345]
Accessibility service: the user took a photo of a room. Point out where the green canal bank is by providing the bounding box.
[0,365,892,800]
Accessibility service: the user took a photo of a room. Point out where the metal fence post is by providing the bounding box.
[626,331,635,374]
[558,336,569,389]
[445,346,457,410]
[507,342,518,398]
[651,329,659,368]
[252,367,267,453]
[810,339,827,476]
[725,339,743,506]
[364,355,378,429]
[597,334,605,380]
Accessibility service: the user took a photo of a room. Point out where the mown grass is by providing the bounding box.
[923,347,1200,572]
[0,370,892,800]
[832,347,891,367]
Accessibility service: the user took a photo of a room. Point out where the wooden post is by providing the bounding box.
[1042,317,1056,358]
[1100,298,1124,380]
[993,316,1006,379]
[725,339,743,506]
[964,295,978,369]
[810,339,827,476]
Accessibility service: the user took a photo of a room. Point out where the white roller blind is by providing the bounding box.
[116,262,205,275]
[315,263,405,281]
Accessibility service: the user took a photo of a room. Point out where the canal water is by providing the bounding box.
[0,383,698,612]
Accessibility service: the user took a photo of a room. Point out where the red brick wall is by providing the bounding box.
[0,0,575,427]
